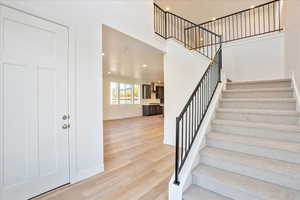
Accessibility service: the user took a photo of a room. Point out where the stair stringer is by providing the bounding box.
[291,73,300,125]
[168,80,226,200]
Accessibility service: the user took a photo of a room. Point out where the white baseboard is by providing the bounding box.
[70,163,104,184]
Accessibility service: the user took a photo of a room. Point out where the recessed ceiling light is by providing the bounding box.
[101,53,105,56]
[250,5,255,9]
[142,64,148,68]
[107,71,111,74]
[211,17,216,21]
[166,7,170,11]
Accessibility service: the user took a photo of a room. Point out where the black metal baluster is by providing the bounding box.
[268,4,271,32]
[154,6,156,33]
[240,13,243,38]
[231,15,234,40]
[228,16,231,41]
[210,33,212,59]
[253,8,256,35]
[180,19,182,42]
[174,117,179,185]
[258,7,261,34]
[197,89,200,129]
[194,94,197,134]
[180,117,184,163]
[278,0,281,30]
[191,98,194,139]
[273,1,276,31]
[263,5,266,33]
[188,105,191,146]
[175,17,178,40]
[222,18,225,39]
[249,10,251,36]
[235,14,238,39]
[225,17,227,42]
[195,27,198,50]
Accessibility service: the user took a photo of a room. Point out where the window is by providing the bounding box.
[133,84,140,104]
[110,82,140,105]
[110,82,119,104]
[119,83,132,104]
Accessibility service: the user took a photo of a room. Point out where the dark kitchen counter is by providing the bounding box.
[142,104,163,116]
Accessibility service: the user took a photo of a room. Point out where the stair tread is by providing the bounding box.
[220,98,296,102]
[212,119,300,132]
[201,147,300,179]
[183,185,233,200]
[223,88,293,93]
[227,79,291,85]
[216,108,299,116]
[207,132,300,153]
[193,165,300,200]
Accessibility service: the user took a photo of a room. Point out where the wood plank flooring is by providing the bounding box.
[34,115,174,200]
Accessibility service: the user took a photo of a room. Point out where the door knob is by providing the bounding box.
[62,114,70,120]
[62,124,70,129]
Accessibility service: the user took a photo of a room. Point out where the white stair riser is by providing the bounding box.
[220,101,296,110]
[193,173,261,200]
[223,90,293,99]
[216,112,299,125]
[212,124,300,142]
[200,155,300,191]
[227,82,291,90]
[183,186,233,200]
[207,139,300,164]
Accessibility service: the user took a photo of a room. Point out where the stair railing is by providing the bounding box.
[187,0,282,44]
[154,3,223,185]
[174,27,222,185]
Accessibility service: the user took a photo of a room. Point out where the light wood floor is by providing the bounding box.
[34,115,174,200]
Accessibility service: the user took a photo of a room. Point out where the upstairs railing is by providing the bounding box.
[154,3,220,60]
[154,3,195,44]
[188,0,282,43]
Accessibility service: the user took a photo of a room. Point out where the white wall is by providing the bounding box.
[223,33,285,81]
[0,0,166,184]
[163,33,285,146]
[103,77,163,121]
[164,40,210,145]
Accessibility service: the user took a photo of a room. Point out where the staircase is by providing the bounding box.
[153,1,292,199]
[183,79,300,200]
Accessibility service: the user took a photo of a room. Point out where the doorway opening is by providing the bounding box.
[101,25,174,198]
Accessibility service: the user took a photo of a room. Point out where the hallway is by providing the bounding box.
[35,115,174,200]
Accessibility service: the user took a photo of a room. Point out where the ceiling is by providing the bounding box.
[102,25,164,83]
[154,0,271,24]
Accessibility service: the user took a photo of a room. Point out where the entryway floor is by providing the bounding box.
[34,115,174,200]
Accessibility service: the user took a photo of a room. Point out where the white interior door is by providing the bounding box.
[0,5,70,200]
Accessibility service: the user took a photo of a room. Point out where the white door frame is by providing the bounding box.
[0,1,80,189]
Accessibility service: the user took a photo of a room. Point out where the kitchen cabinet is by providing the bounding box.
[156,86,164,99]
[143,104,163,116]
